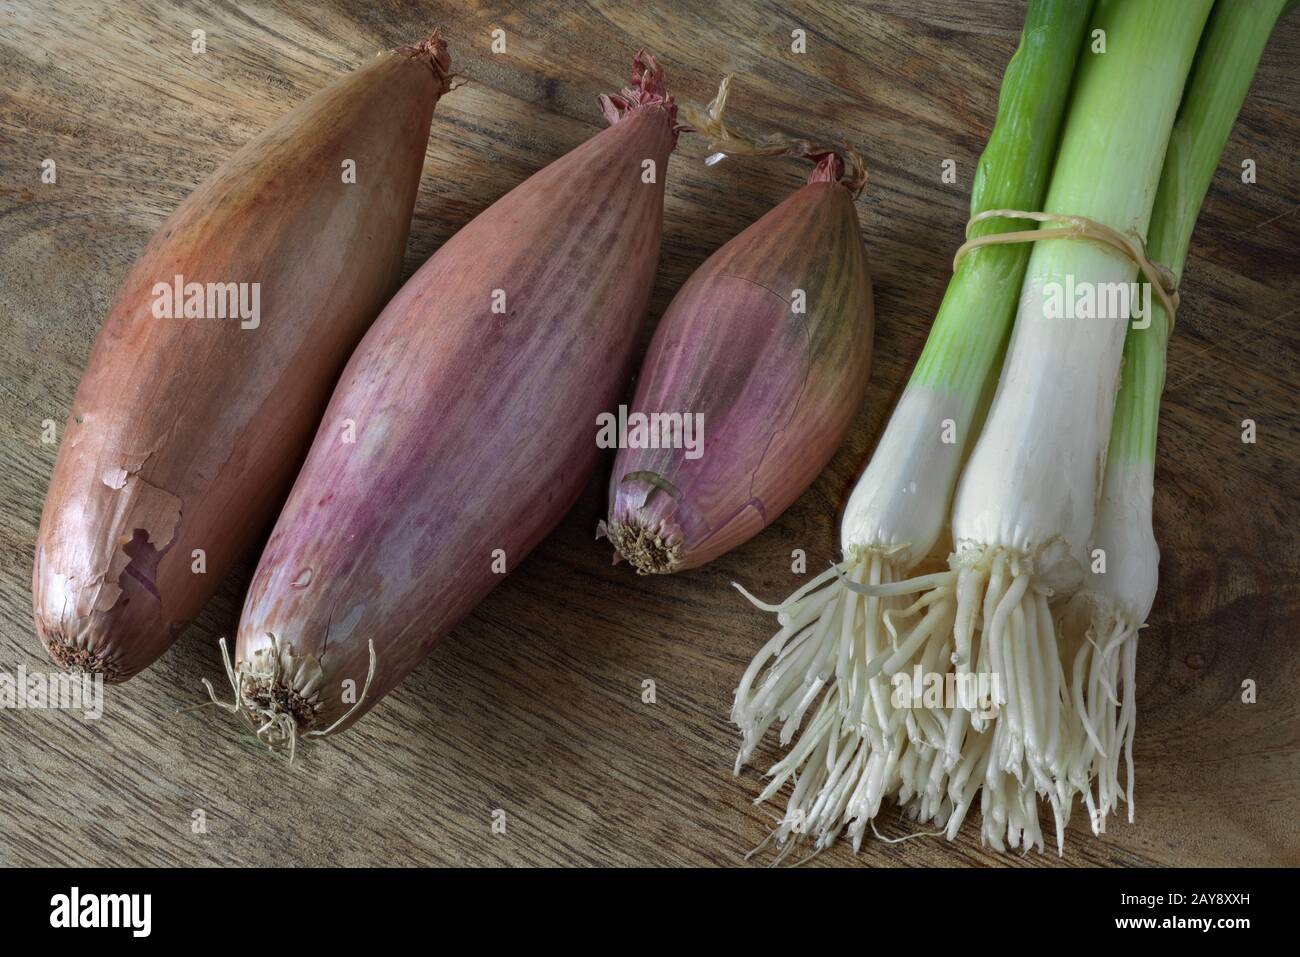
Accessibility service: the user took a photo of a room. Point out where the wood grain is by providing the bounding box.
[1,0,1297,867]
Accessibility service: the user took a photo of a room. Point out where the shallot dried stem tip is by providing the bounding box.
[680,75,868,195]
[395,27,455,95]
[599,49,684,138]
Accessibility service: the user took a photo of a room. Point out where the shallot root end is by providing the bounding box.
[42,636,125,682]
[200,635,378,762]
[606,519,684,575]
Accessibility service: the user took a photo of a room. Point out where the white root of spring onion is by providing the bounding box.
[1054,460,1156,831]
[734,545,1088,855]
[739,561,1146,855]
[838,547,1086,853]
[1056,593,1141,833]
[732,550,903,772]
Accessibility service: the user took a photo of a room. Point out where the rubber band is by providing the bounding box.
[952,208,1178,334]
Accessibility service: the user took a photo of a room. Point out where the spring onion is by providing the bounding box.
[1059,0,1291,834]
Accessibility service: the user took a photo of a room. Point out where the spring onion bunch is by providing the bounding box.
[732,0,1287,854]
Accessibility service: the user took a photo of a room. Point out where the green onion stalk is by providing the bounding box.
[1058,0,1292,837]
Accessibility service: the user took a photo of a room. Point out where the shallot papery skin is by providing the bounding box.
[33,32,452,681]
[230,53,681,742]
[605,153,873,573]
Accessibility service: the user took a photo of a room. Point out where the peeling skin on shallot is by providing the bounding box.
[32,30,453,681]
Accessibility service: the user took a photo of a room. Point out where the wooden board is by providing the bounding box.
[1,0,1297,867]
